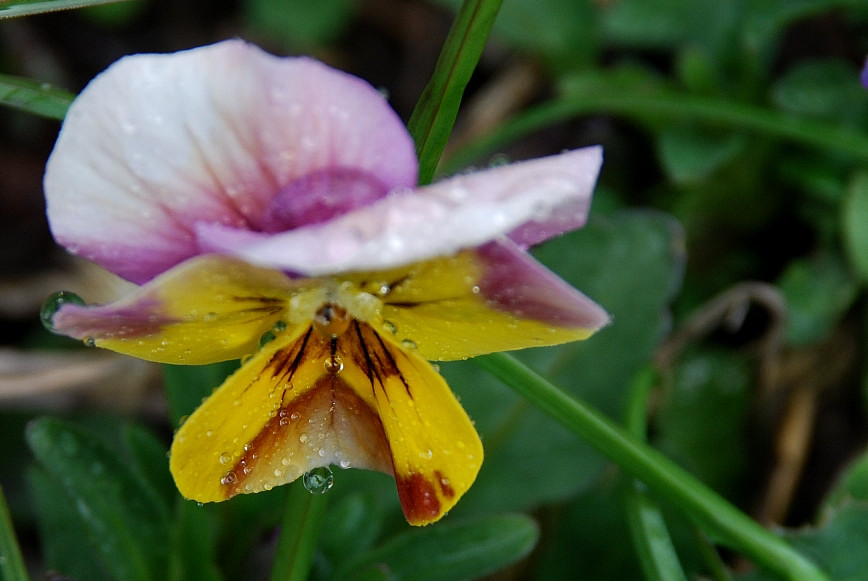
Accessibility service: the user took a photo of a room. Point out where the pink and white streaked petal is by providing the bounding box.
[197,147,604,276]
[44,40,417,284]
[476,239,610,330]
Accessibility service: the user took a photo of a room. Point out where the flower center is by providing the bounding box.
[261,168,389,232]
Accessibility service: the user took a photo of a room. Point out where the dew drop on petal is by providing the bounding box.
[221,471,237,485]
[400,338,417,351]
[383,320,397,334]
[303,466,334,494]
[40,291,86,332]
[324,354,343,374]
[219,453,232,465]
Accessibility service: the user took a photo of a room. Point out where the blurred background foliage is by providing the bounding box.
[3,0,868,579]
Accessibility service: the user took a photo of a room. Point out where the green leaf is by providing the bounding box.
[777,253,859,345]
[163,361,239,428]
[0,485,30,581]
[123,424,177,513]
[654,348,752,497]
[0,0,132,19]
[336,514,538,581]
[243,0,356,49]
[407,0,504,184]
[772,60,868,126]
[26,418,170,581]
[169,502,223,581]
[657,124,747,184]
[842,172,868,283]
[0,73,74,120]
[739,503,868,581]
[27,466,112,581]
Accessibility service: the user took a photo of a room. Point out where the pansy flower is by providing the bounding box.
[42,40,609,525]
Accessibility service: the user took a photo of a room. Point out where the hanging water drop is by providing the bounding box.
[40,290,85,332]
[324,354,343,374]
[302,466,334,494]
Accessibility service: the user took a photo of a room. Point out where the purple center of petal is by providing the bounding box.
[261,168,390,232]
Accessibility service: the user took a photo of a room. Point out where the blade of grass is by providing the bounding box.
[0,0,131,19]
[442,73,868,173]
[623,368,688,581]
[268,480,328,581]
[475,353,828,581]
[0,486,30,581]
[0,74,74,120]
[406,0,504,185]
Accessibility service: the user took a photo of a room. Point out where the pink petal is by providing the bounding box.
[198,147,603,276]
[44,40,417,284]
[476,239,610,329]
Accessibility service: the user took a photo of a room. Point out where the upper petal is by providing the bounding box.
[197,146,603,276]
[44,40,418,284]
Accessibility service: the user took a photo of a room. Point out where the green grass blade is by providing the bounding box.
[0,74,74,120]
[0,486,30,581]
[406,0,503,184]
[0,0,132,19]
[268,480,327,581]
[475,353,829,581]
[623,368,689,581]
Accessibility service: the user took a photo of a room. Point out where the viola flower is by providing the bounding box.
[42,40,609,525]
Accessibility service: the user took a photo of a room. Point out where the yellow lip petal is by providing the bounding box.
[169,316,483,525]
[341,322,483,525]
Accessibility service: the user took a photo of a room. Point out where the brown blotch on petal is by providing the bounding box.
[435,470,454,499]
[396,472,442,525]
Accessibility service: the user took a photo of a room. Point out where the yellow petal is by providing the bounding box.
[52,255,301,364]
[169,318,482,525]
[342,322,483,525]
[345,246,607,361]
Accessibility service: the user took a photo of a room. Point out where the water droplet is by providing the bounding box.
[273,320,287,332]
[400,338,417,350]
[40,290,86,332]
[203,312,218,322]
[324,354,343,374]
[83,337,96,347]
[299,433,308,443]
[290,412,300,420]
[303,466,334,494]
[378,284,391,296]
[339,459,351,469]
[420,449,433,459]
[471,285,480,294]
[221,471,237,485]
[259,330,276,347]
[219,453,232,465]
[488,153,511,167]
[383,320,398,334]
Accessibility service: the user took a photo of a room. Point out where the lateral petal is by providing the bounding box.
[199,147,603,276]
[345,242,609,361]
[49,255,297,364]
[45,40,417,284]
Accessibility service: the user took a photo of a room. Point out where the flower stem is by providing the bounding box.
[268,481,328,581]
[475,352,829,581]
